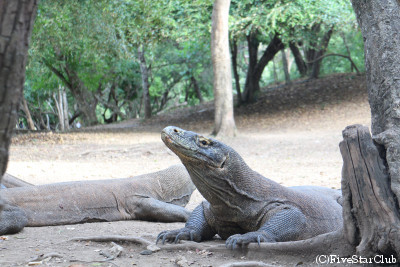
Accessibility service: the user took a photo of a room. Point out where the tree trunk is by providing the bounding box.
[242,34,283,103]
[211,0,236,137]
[309,26,334,79]
[21,96,35,130]
[281,48,290,83]
[191,76,204,104]
[340,124,400,258]
[62,88,69,130]
[351,0,400,207]
[272,57,278,83]
[43,59,98,126]
[0,0,37,216]
[289,42,307,77]
[230,38,242,104]
[137,44,152,119]
[53,90,64,131]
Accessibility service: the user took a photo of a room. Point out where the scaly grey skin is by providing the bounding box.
[0,165,195,234]
[157,126,343,249]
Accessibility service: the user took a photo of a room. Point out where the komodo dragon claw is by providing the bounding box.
[225,231,276,249]
[156,227,201,244]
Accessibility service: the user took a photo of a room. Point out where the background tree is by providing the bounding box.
[229,0,356,103]
[0,0,37,218]
[20,0,363,130]
[211,0,236,137]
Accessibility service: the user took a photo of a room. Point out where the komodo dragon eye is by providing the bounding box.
[198,137,212,147]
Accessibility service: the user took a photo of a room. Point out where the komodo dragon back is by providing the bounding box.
[0,165,195,231]
[157,126,343,248]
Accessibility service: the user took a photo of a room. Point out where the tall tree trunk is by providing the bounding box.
[230,38,242,104]
[44,60,98,126]
[137,44,152,119]
[309,26,334,79]
[289,41,307,77]
[0,0,37,217]
[191,76,204,104]
[242,34,283,103]
[281,48,291,83]
[62,88,69,129]
[242,33,259,103]
[351,0,400,206]
[211,0,236,137]
[53,89,64,131]
[21,96,35,130]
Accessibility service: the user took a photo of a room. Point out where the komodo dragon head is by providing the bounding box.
[161,126,253,206]
[162,126,230,169]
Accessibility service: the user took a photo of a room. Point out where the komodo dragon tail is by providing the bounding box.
[0,165,195,235]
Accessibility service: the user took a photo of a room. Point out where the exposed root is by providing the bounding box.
[71,235,152,246]
[29,252,63,262]
[220,261,274,267]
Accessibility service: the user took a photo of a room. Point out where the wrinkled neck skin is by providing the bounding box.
[183,149,254,207]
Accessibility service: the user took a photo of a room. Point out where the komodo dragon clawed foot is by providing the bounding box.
[157,228,201,244]
[157,126,343,249]
[225,232,276,249]
[0,204,28,235]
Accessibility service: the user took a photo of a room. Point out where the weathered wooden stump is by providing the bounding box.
[340,124,400,258]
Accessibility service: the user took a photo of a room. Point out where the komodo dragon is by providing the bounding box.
[157,126,343,249]
[0,165,195,235]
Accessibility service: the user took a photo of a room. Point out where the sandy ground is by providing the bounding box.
[1,74,371,266]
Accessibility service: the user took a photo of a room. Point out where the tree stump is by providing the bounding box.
[340,124,400,258]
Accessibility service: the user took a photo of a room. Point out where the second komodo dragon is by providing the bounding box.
[157,126,343,249]
[0,165,195,234]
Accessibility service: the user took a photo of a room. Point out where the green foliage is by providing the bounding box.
[23,0,364,128]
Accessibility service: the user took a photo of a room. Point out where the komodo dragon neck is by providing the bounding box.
[161,126,287,211]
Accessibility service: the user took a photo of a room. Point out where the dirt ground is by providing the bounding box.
[1,74,371,266]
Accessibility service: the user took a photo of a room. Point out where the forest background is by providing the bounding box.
[20,0,363,131]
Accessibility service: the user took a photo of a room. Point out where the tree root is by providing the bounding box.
[220,261,274,267]
[29,252,63,262]
[71,235,152,247]
[70,230,354,263]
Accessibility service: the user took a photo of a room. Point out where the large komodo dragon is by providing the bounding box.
[157,126,343,249]
[0,165,195,235]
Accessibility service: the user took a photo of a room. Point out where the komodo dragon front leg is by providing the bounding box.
[157,201,307,249]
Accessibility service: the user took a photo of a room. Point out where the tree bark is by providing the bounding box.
[230,38,242,104]
[281,48,290,83]
[137,44,152,119]
[43,59,98,126]
[191,76,204,104]
[289,41,307,77]
[62,88,69,130]
[53,90,65,131]
[340,124,400,258]
[211,0,236,137]
[0,0,37,215]
[242,34,283,103]
[21,96,35,130]
[351,0,400,207]
[309,26,334,79]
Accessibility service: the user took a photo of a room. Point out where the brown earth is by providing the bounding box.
[1,73,370,266]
